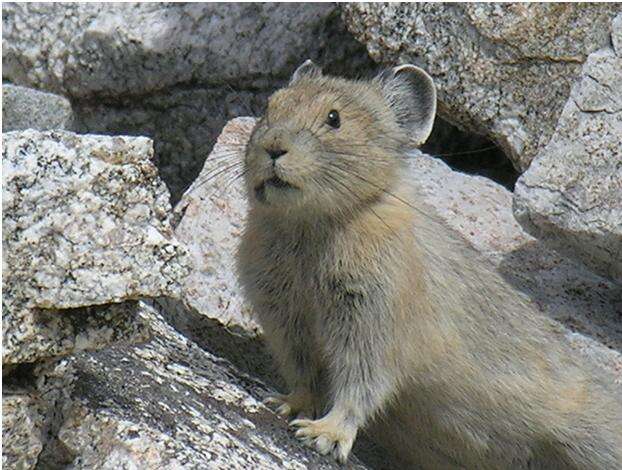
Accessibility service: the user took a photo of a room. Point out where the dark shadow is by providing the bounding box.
[422,116,519,191]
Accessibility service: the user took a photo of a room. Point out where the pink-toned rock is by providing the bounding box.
[173,118,259,333]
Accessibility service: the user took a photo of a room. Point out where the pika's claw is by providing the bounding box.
[263,390,314,418]
[290,413,357,463]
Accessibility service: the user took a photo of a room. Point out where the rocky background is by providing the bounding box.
[2,3,621,469]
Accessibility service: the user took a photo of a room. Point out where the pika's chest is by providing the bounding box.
[244,230,344,303]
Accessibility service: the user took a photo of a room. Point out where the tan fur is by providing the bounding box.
[236,63,622,468]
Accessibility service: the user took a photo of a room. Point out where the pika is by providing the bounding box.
[236,60,622,468]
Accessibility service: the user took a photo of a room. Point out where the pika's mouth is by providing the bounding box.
[254,176,297,202]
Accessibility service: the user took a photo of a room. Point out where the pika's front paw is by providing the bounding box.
[263,390,314,418]
[290,412,357,463]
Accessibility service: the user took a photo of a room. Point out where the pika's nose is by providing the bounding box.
[266,148,288,160]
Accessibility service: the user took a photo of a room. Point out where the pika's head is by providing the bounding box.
[244,60,436,215]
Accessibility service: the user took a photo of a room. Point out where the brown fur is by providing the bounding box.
[236,61,622,468]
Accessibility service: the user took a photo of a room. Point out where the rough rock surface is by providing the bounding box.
[2,394,43,470]
[172,118,258,333]
[3,358,77,470]
[343,3,619,171]
[45,302,369,469]
[514,17,622,284]
[178,118,622,383]
[2,84,75,132]
[2,2,376,202]
[2,130,189,364]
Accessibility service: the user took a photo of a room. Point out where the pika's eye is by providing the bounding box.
[326,110,340,129]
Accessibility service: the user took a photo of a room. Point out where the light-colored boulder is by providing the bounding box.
[2,84,75,132]
[3,3,375,202]
[2,130,190,363]
[513,20,622,283]
[342,3,619,171]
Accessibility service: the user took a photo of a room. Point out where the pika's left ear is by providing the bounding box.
[290,59,323,85]
[377,64,437,146]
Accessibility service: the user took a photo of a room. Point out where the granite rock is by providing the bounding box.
[172,117,258,333]
[2,394,43,470]
[342,3,619,171]
[2,358,77,470]
[513,21,622,284]
[2,84,75,132]
[2,130,190,364]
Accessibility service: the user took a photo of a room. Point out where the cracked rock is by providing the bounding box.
[342,3,619,171]
[513,15,622,284]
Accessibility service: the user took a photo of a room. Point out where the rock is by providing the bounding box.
[2,84,75,132]
[2,130,190,364]
[53,301,369,469]
[2,301,150,368]
[3,3,376,202]
[3,358,77,470]
[342,3,619,171]
[513,23,622,284]
[172,117,258,333]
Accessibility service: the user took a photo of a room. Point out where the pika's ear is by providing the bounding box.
[377,64,437,146]
[290,59,322,85]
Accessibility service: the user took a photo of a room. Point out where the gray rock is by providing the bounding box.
[342,3,619,171]
[3,3,376,203]
[3,358,76,470]
[2,130,190,363]
[2,84,75,132]
[513,26,622,284]
[54,302,369,469]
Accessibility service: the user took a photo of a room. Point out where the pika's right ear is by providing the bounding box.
[377,64,437,146]
[289,59,322,85]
